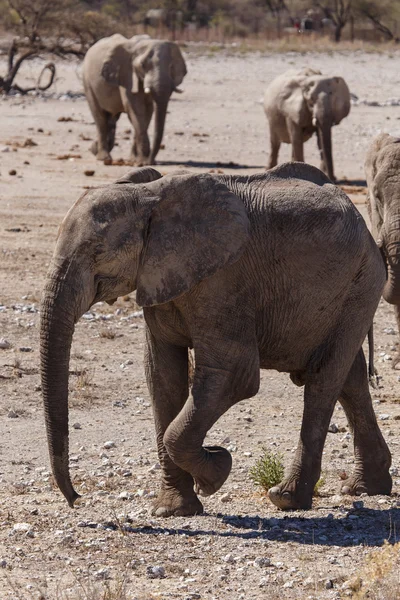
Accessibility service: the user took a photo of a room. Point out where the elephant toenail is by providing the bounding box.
[268,486,280,500]
[282,491,291,501]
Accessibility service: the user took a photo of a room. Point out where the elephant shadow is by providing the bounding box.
[115,506,400,548]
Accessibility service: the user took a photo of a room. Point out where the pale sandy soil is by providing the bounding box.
[0,48,400,600]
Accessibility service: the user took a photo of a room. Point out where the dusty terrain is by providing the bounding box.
[1,47,400,599]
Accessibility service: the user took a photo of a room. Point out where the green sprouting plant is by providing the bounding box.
[249,448,284,492]
[313,474,326,497]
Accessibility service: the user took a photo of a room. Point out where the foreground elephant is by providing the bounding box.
[365,133,400,367]
[40,164,391,516]
[82,34,187,165]
[264,68,351,181]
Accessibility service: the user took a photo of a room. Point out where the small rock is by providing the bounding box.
[9,169,17,176]
[13,523,32,534]
[0,559,7,568]
[0,338,11,349]
[95,568,110,580]
[103,440,116,449]
[353,500,364,509]
[254,557,271,568]
[325,579,334,589]
[147,565,165,579]
[118,491,132,500]
[223,553,235,563]
[328,423,339,433]
[379,414,390,421]
[7,410,19,419]
[220,492,232,503]
[84,170,95,176]
[73,422,82,430]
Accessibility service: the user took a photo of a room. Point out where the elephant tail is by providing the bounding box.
[367,325,379,389]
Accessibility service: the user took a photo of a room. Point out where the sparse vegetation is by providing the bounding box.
[249,447,285,491]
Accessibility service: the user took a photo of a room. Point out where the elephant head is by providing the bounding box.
[40,168,249,506]
[365,133,400,305]
[301,75,351,181]
[101,37,187,162]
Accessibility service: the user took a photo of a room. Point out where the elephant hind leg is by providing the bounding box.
[339,349,392,496]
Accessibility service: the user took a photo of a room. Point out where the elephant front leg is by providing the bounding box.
[268,380,337,510]
[163,354,260,499]
[145,330,203,517]
[287,118,305,163]
[266,124,281,170]
[121,90,151,166]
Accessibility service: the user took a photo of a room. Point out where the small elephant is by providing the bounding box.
[82,34,187,165]
[41,164,391,516]
[264,68,351,181]
[365,133,400,367]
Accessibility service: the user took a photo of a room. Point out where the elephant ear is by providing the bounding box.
[101,42,139,94]
[136,174,250,307]
[282,80,310,125]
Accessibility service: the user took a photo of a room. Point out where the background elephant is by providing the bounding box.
[82,34,187,165]
[365,133,400,367]
[40,164,391,517]
[264,68,351,181]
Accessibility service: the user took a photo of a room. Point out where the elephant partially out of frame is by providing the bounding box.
[264,68,351,182]
[40,164,391,517]
[365,133,400,367]
[83,34,187,165]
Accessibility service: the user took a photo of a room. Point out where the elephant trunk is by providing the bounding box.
[40,267,82,507]
[150,99,169,164]
[318,122,334,182]
[382,214,400,305]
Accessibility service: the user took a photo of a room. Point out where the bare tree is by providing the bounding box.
[263,0,290,37]
[355,0,400,42]
[0,0,117,95]
[314,0,353,41]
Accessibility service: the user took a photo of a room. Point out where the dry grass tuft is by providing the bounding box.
[350,542,400,599]
[249,448,285,492]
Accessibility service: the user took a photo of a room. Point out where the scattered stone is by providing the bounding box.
[13,523,32,535]
[328,423,339,433]
[103,441,116,449]
[147,565,165,579]
[73,422,82,430]
[7,410,18,419]
[0,559,7,568]
[220,492,232,503]
[325,579,334,589]
[9,169,17,176]
[84,170,95,176]
[0,338,11,349]
[223,553,235,563]
[253,557,271,568]
[379,414,390,421]
[94,568,110,580]
[19,346,32,352]
[118,491,133,500]
[23,138,37,147]
[353,500,364,509]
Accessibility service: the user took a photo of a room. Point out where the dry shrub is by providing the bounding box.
[351,541,400,599]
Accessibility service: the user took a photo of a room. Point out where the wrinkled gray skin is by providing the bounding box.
[365,133,400,368]
[264,68,351,182]
[40,164,391,516]
[82,34,187,165]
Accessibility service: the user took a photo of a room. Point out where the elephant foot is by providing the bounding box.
[151,488,203,517]
[193,446,232,497]
[268,477,314,510]
[340,471,392,497]
[90,141,98,156]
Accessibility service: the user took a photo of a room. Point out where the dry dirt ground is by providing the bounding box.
[1,47,400,600]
